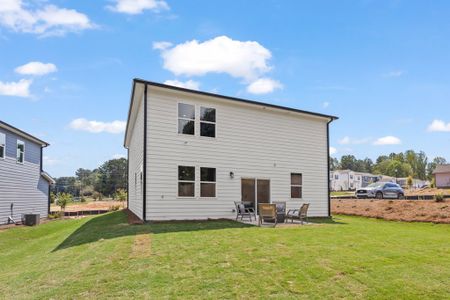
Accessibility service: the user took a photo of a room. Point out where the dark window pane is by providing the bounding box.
[291,186,302,198]
[17,152,24,163]
[0,146,4,158]
[178,166,195,181]
[200,123,215,137]
[200,107,216,122]
[178,120,195,135]
[201,168,216,182]
[178,103,195,119]
[179,182,195,197]
[201,183,216,197]
[291,173,302,185]
[18,143,24,152]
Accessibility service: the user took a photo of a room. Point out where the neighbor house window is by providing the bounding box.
[16,140,24,164]
[0,133,5,159]
[335,174,339,179]
[178,166,195,197]
[291,173,302,198]
[200,167,216,197]
[200,107,216,137]
[178,103,195,135]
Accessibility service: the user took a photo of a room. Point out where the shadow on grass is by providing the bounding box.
[307,217,347,225]
[53,211,254,251]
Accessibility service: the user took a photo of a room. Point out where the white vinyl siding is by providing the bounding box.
[127,84,145,219]
[143,86,329,220]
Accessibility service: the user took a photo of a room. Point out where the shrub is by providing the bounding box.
[431,178,436,188]
[50,192,57,204]
[48,211,64,219]
[80,196,86,203]
[81,186,94,197]
[435,192,445,202]
[92,191,103,201]
[110,204,121,211]
[407,176,413,189]
[57,193,72,211]
[116,189,127,202]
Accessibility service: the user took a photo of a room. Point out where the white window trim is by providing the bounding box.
[178,165,196,198]
[0,132,5,160]
[199,106,216,139]
[177,102,196,136]
[200,167,216,198]
[290,173,303,199]
[16,139,25,164]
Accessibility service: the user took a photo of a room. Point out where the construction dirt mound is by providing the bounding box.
[332,199,450,224]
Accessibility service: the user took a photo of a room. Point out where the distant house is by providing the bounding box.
[330,170,378,191]
[0,121,55,224]
[433,165,450,188]
[396,177,428,189]
[124,79,338,221]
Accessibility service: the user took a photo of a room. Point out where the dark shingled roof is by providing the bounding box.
[433,164,450,174]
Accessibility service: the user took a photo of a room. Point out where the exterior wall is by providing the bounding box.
[0,127,49,224]
[144,86,329,220]
[435,173,450,188]
[127,87,145,219]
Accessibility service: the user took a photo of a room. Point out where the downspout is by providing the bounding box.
[143,84,148,222]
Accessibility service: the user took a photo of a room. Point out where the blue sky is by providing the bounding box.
[1,0,450,177]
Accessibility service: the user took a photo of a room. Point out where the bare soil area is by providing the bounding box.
[51,200,125,212]
[332,199,450,224]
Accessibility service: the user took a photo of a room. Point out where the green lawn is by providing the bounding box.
[0,212,449,299]
[331,191,355,197]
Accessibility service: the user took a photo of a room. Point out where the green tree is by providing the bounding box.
[374,159,412,178]
[340,155,357,170]
[95,158,127,196]
[427,157,447,180]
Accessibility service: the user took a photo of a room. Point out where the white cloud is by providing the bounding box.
[164,79,200,90]
[246,78,282,94]
[0,79,32,97]
[107,0,169,14]
[156,36,273,81]
[15,61,57,76]
[69,118,126,134]
[338,136,371,145]
[322,101,330,108]
[373,136,402,146]
[329,147,337,155]
[383,70,405,78]
[427,120,450,132]
[152,41,172,50]
[112,153,126,159]
[0,1,93,36]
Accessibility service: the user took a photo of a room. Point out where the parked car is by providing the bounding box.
[356,182,405,199]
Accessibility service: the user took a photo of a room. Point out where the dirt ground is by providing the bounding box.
[332,199,450,224]
[405,188,450,196]
[51,201,126,212]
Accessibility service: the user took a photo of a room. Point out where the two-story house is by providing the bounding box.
[124,79,338,221]
[0,121,55,225]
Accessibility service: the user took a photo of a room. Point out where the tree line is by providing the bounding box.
[330,150,447,180]
[52,158,127,198]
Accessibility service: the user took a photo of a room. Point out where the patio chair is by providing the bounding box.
[286,203,310,224]
[258,203,277,227]
[273,201,286,223]
[234,201,256,221]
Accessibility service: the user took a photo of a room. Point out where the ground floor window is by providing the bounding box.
[200,167,216,197]
[291,173,302,198]
[178,166,195,197]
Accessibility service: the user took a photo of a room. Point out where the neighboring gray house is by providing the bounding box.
[0,121,55,225]
[433,164,450,188]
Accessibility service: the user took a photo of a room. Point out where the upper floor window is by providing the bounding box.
[178,103,195,135]
[200,107,216,138]
[0,133,5,159]
[17,140,25,164]
[200,167,216,197]
[291,173,302,198]
[178,166,195,197]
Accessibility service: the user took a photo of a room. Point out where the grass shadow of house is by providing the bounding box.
[53,211,254,251]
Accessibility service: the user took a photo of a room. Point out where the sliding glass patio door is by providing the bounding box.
[241,178,270,211]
